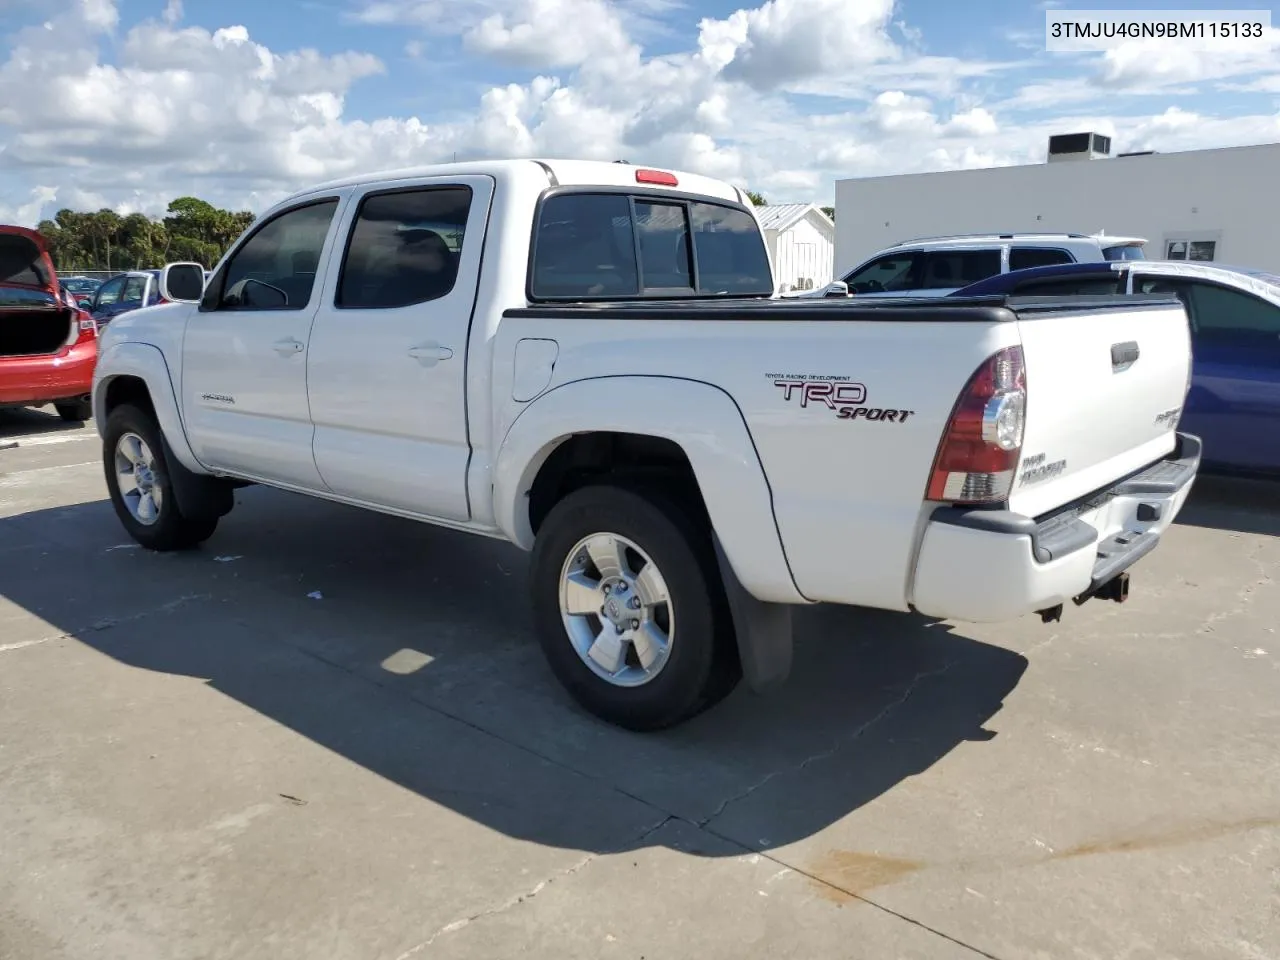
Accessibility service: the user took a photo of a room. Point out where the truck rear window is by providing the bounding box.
[530,192,772,300]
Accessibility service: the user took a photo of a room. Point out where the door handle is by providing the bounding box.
[273,338,305,355]
[407,343,454,366]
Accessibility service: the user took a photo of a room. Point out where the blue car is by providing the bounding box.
[87,270,167,326]
[953,260,1280,476]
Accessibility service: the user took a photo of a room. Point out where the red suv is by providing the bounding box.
[0,225,97,421]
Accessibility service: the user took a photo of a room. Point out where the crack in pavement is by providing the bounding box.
[0,593,212,654]
[391,814,674,960]
[697,660,959,829]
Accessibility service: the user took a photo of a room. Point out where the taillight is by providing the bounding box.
[77,314,97,339]
[926,345,1026,504]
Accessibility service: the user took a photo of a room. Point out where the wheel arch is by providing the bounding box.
[493,375,805,605]
[93,342,206,475]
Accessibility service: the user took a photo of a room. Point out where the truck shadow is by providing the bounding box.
[2,485,1027,857]
[1175,473,1280,537]
[0,405,84,441]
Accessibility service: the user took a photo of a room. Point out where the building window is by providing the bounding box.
[1165,238,1217,262]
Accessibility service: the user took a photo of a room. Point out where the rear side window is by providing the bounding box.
[529,193,771,300]
[919,250,1001,287]
[338,186,472,309]
[1009,248,1074,270]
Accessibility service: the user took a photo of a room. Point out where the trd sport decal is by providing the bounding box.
[766,373,915,423]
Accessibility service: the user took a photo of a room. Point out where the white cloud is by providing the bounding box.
[720,0,899,90]
[0,0,1278,227]
[464,0,633,67]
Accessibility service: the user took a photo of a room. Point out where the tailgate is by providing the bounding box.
[1008,297,1191,518]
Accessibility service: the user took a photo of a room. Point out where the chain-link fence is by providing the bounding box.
[54,269,135,281]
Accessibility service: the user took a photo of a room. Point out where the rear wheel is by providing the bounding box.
[103,404,218,551]
[55,399,92,422]
[530,484,739,731]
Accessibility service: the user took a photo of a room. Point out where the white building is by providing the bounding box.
[833,137,1280,277]
[754,203,836,292]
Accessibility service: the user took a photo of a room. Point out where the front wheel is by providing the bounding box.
[102,404,218,551]
[529,484,739,731]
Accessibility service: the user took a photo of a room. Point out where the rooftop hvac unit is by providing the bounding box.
[1047,132,1112,162]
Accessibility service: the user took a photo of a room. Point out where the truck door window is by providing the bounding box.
[842,254,919,293]
[531,194,640,299]
[1009,248,1074,270]
[337,186,472,309]
[215,199,339,311]
[635,200,694,292]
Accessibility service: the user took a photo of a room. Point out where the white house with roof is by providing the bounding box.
[753,203,836,293]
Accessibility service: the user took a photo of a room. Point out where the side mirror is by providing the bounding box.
[822,280,850,298]
[160,262,206,303]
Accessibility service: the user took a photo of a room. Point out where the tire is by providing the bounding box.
[530,483,740,731]
[55,399,92,422]
[102,403,219,551]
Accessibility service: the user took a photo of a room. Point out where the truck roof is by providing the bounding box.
[289,158,745,207]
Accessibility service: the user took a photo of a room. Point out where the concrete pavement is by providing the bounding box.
[1,406,1277,960]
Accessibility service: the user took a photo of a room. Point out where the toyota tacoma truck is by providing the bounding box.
[91,159,1200,730]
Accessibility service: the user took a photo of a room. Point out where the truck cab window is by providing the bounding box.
[217,199,338,311]
[689,203,772,295]
[635,201,693,292]
[338,187,472,309]
[531,194,640,299]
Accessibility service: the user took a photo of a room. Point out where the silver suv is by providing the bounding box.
[819,233,1146,298]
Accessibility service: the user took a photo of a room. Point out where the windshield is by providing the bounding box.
[1103,244,1146,261]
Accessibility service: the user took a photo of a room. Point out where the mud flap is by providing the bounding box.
[158,431,234,522]
[712,533,793,693]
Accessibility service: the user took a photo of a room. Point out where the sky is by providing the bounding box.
[0,0,1278,224]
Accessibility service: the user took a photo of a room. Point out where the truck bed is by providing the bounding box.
[496,292,1191,609]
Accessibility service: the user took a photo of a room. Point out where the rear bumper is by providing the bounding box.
[0,340,97,407]
[911,433,1201,623]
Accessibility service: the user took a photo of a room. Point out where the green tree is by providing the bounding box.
[821,205,835,221]
[744,190,766,206]
[33,196,257,272]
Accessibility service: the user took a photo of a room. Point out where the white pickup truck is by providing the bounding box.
[92,159,1200,730]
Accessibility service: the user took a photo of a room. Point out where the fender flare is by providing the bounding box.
[94,342,205,475]
[92,343,232,522]
[493,375,806,607]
